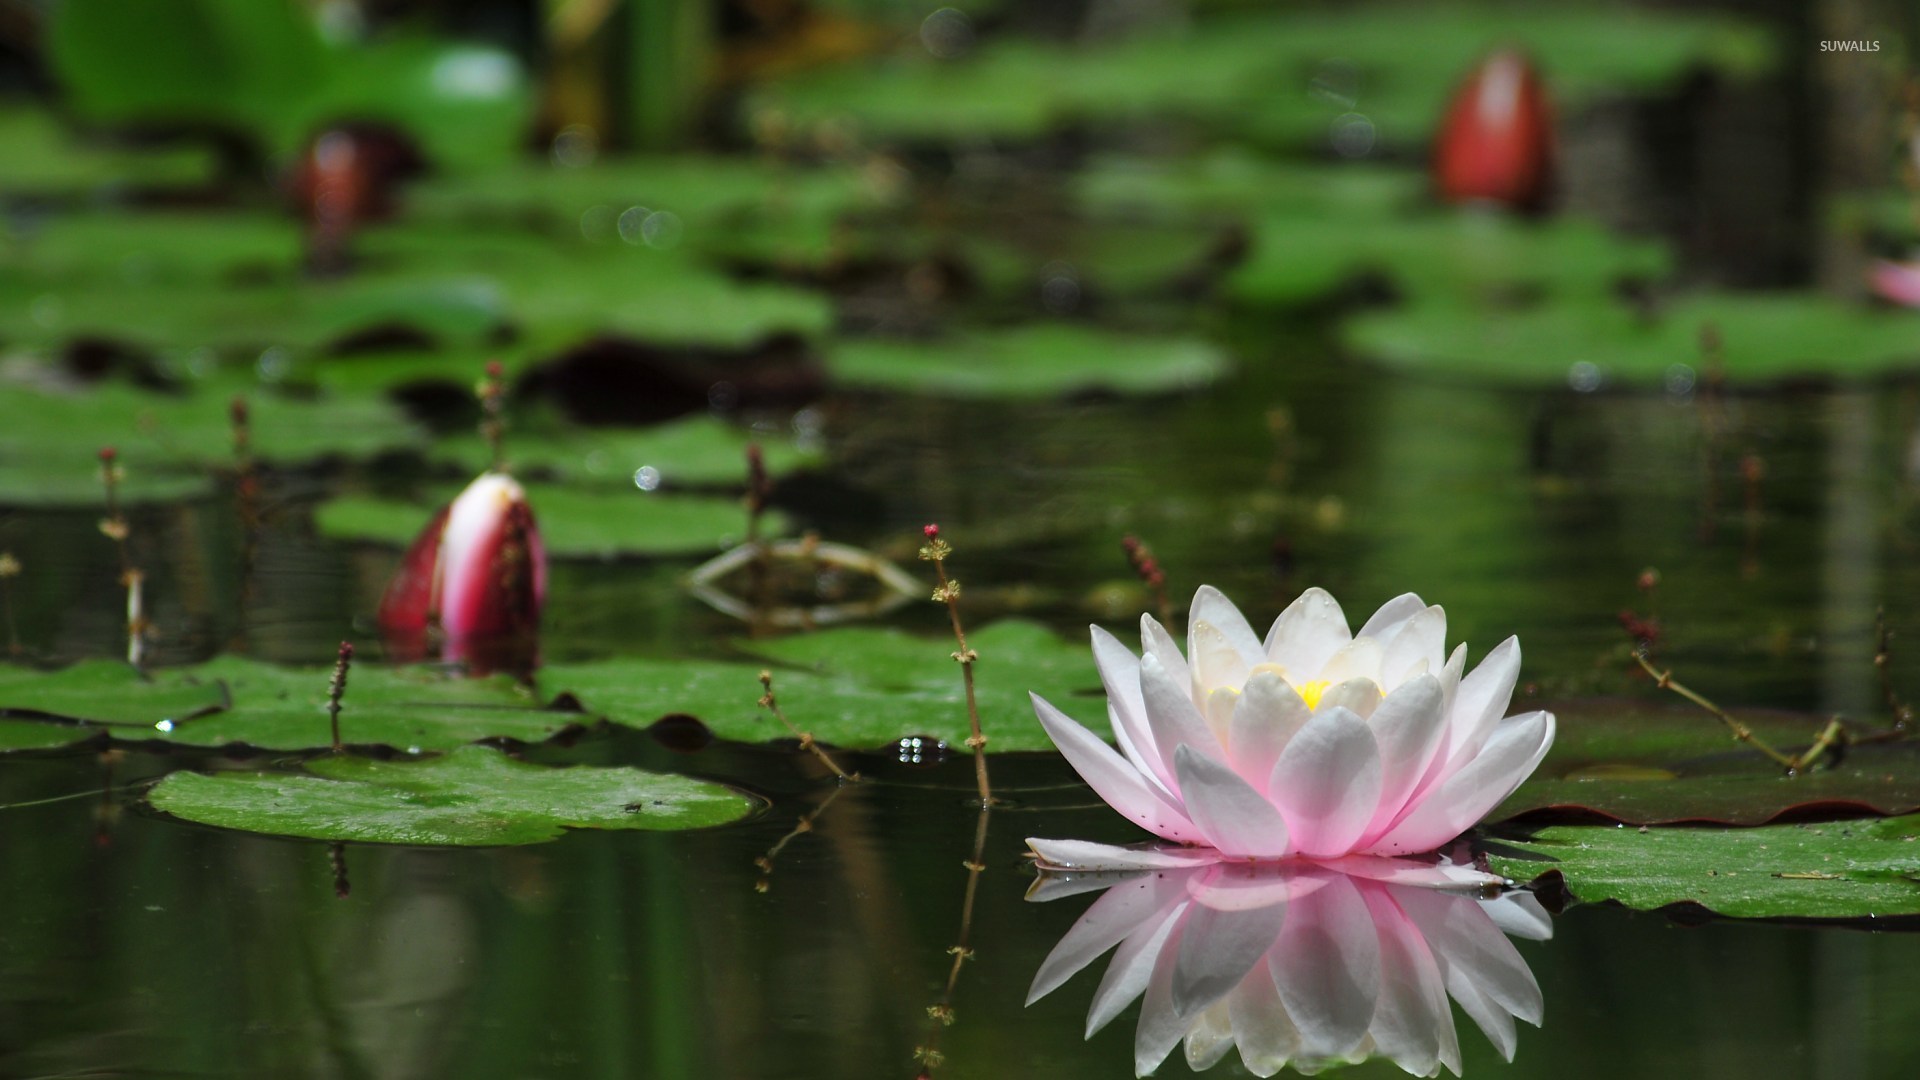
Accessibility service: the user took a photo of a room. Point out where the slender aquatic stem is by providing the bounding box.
[758,670,856,781]
[752,783,847,893]
[0,552,20,656]
[913,805,991,1075]
[1122,534,1171,628]
[1632,649,1842,772]
[328,641,354,751]
[1877,607,1913,734]
[919,525,993,806]
[97,448,145,669]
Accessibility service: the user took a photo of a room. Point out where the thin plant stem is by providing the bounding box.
[0,552,21,656]
[329,842,351,899]
[1632,650,1820,771]
[752,783,847,893]
[97,448,145,669]
[919,524,993,806]
[758,670,856,781]
[477,361,507,472]
[1877,607,1913,734]
[328,641,354,751]
[1122,535,1171,628]
[913,805,991,1075]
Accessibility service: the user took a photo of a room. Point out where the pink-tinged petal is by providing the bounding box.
[1028,836,1220,873]
[1108,703,1171,804]
[1317,676,1383,721]
[1188,585,1264,683]
[1089,900,1187,1038]
[1270,872,1380,1058]
[1315,853,1504,891]
[1094,626,1176,793]
[378,502,450,636]
[1183,1003,1237,1071]
[1264,587,1352,677]
[1202,685,1240,745]
[1361,888,1459,1077]
[1230,960,1301,1076]
[1171,891,1290,1020]
[435,473,545,674]
[1356,592,1427,644]
[437,473,528,638]
[1316,637,1383,687]
[1227,668,1311,787]
[1190,620,1252,700]
[1187,864,1330,911]
[1371,710,1554,856]
[1447,965,1520,1062]
[1031,693,1202,843]
[1380,605,1447,689]
[1439,642,1467,711]
[1395,885,1543,1032]
[1870,259,1920,308]
[1141,612,1191,695]
[1133,915,1193,1076]
[1175,745,1293,859]
[1029,870,1190,1005]
[1445,635,1521,762]
[1268,705,1383,858]
[1481,891,1553,942]
[1141,651,1227,775]
[1356,675,1449,843]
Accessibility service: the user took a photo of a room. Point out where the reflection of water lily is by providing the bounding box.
[378,472,546,673]
[1029,587,1553,862]
[1027,859,1549,1077]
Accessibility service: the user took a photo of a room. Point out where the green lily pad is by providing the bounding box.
[542,619,1098,751]
[0,377,424,488]
[1498,698,1920,826]
[0,657,574,752]
[432,415,822,490]
[0,462,213,507]
[1344,294,1920,386]
[315,486,784,558]
[750,3,1770,148]
[828,325,1229,398]
[0,717,102,751]
[2,212,304,285]
[1231,210,1670,308]
[1486,814,1920,919]
[0,107,217,193]
[1075,154,1421,221]
[146,744,754,845]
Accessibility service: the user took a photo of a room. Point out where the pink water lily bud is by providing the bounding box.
[1434,51,1555,212]
[1025,858,1550,1077]
[377,473,546,674]
[1869,259,1920,308]
[1028,586,1555,862]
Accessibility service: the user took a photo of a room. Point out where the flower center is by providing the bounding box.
[1293,679,1334,710]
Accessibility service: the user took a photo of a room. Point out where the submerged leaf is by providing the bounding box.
[146,744,755,845]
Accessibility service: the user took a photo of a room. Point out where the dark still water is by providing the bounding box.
[6,326,1920,1078]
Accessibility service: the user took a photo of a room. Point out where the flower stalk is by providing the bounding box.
[97,448,145,669]
[1877,606,1913,734]
[919,524,993,806]
[328,640,354,751]
[1121,534,1171,628]
[0,552,20,656]
[752,783,847,894]
[757,669,855,781]
[913,804,991,1075]
[477,360,508,471]
[1630,648,1843,773]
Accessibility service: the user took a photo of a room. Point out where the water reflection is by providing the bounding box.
[1027,859,1549,1077]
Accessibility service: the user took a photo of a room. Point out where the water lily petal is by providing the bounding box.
[1227,668,1311,786]
[1032,693,1203,843]
[1381,605,1448,689]
[1183,1000,1239,1072]
[1265,588,1351,678]
[1231,958,1301,1076]
[1142,651,1227,775]
[1481,890,1554,942]
[1029,871,1189,1005]
[1396,885,1544,1029]
[1356,675,1448,842]
[1362,888,1458,1077]
[1133,915,1194,1075]
[1445,635,1521,762]
[1315,853,1504,891]
[1141,612,1191,696]
[1356,592,1427,644]
[1088,899,1186,1038]
[1271,872,1380,1058]
[1176,745,1293,859]
[1172,891,1290,1020]
[1372,710,1555,856]
[1268,706,1383,858]
[1317,676,1383,721]
[1189,585,1264,684]
[1028,836,1220,873]
[1317,636,1383,686]
[1093,626,1176,793]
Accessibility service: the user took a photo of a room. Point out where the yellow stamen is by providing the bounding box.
[1294,680,1333,710]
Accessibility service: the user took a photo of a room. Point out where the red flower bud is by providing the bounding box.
[1434,51,1555,213]
[378,473,546,675]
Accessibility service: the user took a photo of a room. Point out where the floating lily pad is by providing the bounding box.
[0,462,214,507]
[751,4,1770,147]
[1498,698,1920,825]
[0,657,573,752]
[2,212,304,285]
[0,718,101,752]
[432,415,822,489]
[1345,294,1920,386]
[316,486,785,558]
[146,744,754,845]
[0,378,424,487]
[0,107,217,193]
[542,619,1099,751]
[1486,814,1920,919]
[828,325,1229,398]
[1232,211,1670,308]
[1075,154,1420,221]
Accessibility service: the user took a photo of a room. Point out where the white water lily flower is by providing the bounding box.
[1028,587,1555,861]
